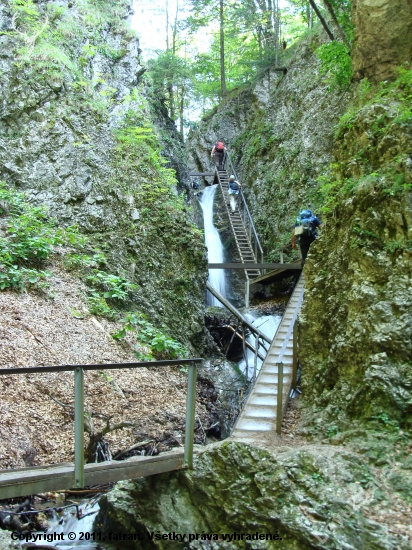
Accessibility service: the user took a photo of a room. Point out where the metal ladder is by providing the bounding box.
[216,168,260,280]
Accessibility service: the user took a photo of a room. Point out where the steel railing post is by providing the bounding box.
[276,362,283,435]
[74,367,84,488]
[242,323,248,379]
[184,364,197,469]
[292,322,298,390]
[253,334,259,382]
[245,279,250,308]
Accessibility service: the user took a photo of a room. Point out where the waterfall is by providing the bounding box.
[199,185,226,307]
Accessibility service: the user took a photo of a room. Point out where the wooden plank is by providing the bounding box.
[0,464,76,499]
[84,452,185,485]
[0,453,185,499]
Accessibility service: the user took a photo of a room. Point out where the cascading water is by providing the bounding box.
[239,312,281,379]
[25,499,114,549]
[199,185,226,307]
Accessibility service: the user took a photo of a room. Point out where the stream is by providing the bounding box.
[13,498,113,549]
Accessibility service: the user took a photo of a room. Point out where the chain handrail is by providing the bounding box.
[223,151,264,263]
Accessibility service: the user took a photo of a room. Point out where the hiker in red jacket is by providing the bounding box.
[211,140,227,170]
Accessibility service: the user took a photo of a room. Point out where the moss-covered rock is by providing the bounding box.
[299,72,412,430]
[95,440,408,549]
[351,0,412,82]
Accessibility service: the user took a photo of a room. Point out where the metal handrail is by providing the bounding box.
[275,286,304,434]
[223,151,264,264]
[0,358,202,486]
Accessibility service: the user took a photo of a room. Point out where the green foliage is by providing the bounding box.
[146,0,312,124]
[87,291,115,318]
[326,425,339,438]
[0,182,80,290]
[371,413,401,433]
[311,472,324,483]
[350,224,379,249]
[384,239,412,254]
[113,312,187,360]
[85,270,137,301]
[63,252,107,271]
[316,41,352,90]
[318,69,412,214]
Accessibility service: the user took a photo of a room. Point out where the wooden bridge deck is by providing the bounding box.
[249,266,301,286]
[0,450,185,499]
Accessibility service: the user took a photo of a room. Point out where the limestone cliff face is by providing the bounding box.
[352,0,412,81]
[187,29,350,263]
[0,0,207,349]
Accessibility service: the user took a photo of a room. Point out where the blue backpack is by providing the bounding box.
[295,210,315,237]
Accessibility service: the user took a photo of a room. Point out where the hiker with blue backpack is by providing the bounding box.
[228,174,241,213]
[292,209,322,267]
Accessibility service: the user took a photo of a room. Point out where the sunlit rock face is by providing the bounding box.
[0,0,208,350]
[352,0,412,82]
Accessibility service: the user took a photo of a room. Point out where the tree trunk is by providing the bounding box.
[321,0,350,48]
[274,0,279,66]
[179,85,185,138]
[165,0,169,50]
[308,0,334,41]
[219,0,227,98]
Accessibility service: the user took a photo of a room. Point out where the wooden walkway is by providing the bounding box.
[0,450,185,499]
[249,266,301,286]
[232,274,304,442]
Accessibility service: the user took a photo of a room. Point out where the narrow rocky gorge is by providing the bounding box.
[0,0,411,548]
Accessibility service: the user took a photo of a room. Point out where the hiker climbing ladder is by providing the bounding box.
[216,166,261,281]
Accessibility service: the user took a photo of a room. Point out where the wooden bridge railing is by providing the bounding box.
[0,358,202,489]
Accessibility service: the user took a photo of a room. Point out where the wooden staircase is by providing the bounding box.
[231,274,305,442]
[216,169,260,280]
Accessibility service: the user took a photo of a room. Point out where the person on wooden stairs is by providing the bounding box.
[211,139,226,170]
[228,174,241,213]
[292,209,322,267]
